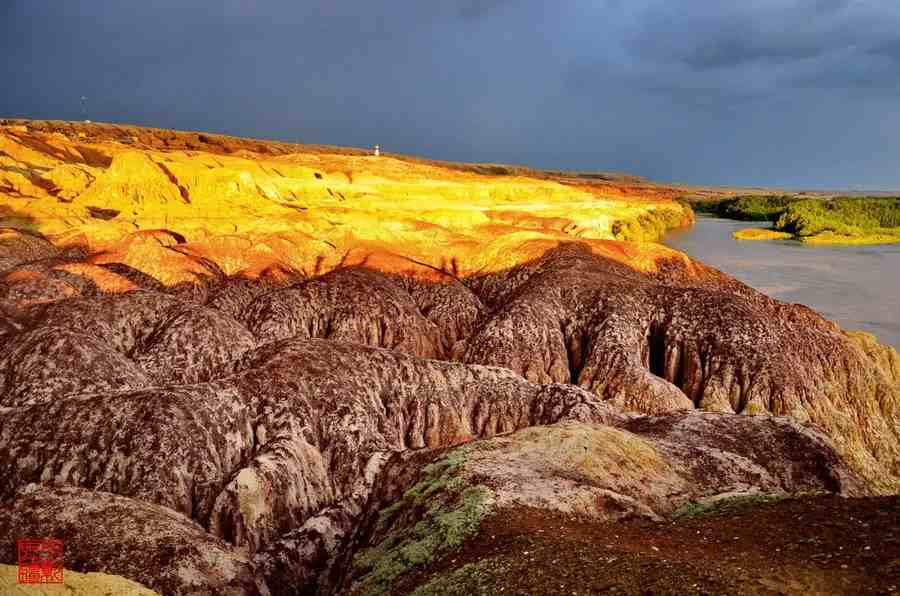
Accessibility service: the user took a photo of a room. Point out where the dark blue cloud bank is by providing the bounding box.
[2,0,899,188]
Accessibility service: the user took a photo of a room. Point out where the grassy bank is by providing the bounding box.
[699,195,900,244]
[776,197,900,243]
[694,195,799,222]
[611,201,694,242]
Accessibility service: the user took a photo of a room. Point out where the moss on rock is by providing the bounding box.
[673,493,787,519]
[410,558,510,596]
[351,447,494,596]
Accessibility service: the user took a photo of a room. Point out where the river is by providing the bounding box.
[663,215,900,351]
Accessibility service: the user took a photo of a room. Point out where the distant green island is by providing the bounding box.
[694,195,900,244]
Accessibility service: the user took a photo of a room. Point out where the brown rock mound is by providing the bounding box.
[0,326,150,406]
[0,228,59,272]
[133,306,257,384]
[0,485,268,596]
[0,332,617,592]
[242,268,445,358]
[29,290,186,353]
[459,244,900,491]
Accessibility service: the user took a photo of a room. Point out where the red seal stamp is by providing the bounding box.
[17,538,64,584]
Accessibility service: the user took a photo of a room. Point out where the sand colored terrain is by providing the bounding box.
[733,227,793,241]
[0,563,159,595]
[1,120,692,287]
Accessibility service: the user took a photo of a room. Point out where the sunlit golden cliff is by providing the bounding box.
[1,120,693,290]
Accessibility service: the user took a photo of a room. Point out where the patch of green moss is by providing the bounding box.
[673,493,787,518]
[375,501,405,528]
[410,557,511,596]
[352,446,493,596]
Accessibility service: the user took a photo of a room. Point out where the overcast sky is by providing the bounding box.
[3,0,899,188]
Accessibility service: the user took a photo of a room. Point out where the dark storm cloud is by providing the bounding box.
[628,0,858,69]
[2,0,899,188]
[627,2,900,74]
[456,0,518,21]
[868,38,900,61]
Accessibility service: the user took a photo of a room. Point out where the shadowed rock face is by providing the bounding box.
[0,335,619,593]
[402,276,484,356]
[209,338,620,560]
[460,245,900,491]
[0,244,895,593]
[0,228,59,272]
[134,306,258,384]
[0,383,254,516]
[242,268,444,358]
[206,276,287,320]
[30,290,186,353]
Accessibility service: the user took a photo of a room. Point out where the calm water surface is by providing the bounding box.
[663,215,900,350]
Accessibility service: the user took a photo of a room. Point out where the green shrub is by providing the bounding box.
[775,197,900,237]
[611,205,690,241]
[702,195,799,221]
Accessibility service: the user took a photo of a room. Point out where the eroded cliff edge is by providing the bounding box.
[1,121,898,595]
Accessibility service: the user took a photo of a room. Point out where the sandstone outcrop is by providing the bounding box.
[0,120,691,281]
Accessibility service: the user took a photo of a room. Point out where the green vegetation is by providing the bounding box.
[776,197,900,243]
[410,558,511,596]
[698,195,900,244]
[694,195,799,221]
[612,204,693,242]
[352,446,493,596]
[673,493,786,518]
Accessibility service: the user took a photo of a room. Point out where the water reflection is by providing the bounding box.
[663,215,900,350]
